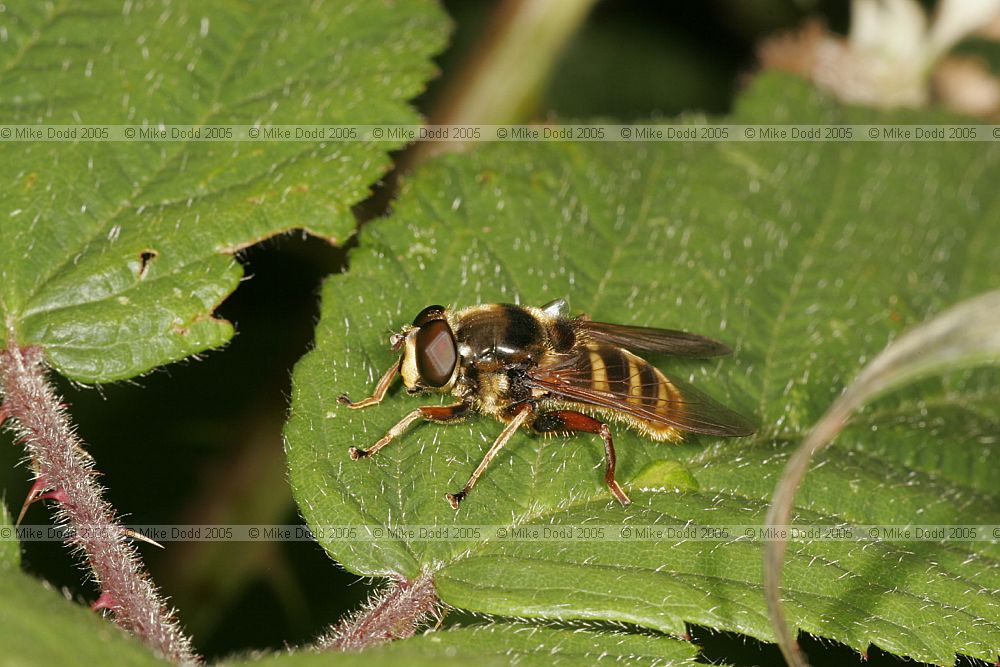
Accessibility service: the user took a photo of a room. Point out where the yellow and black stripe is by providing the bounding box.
[582,343,682,429]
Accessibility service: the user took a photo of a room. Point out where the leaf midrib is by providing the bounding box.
[377,440,1000,606]
[443,554,999,656]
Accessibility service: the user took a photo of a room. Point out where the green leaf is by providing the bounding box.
[0,508,167,665]
[0,0,448,383]
[237,623,699,667]
[0,503,19,568]
[285,73,1000,663]
[0,569,171,666]
[763,290,1000,667]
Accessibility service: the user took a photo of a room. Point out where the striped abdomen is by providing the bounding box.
[581,343,684,440]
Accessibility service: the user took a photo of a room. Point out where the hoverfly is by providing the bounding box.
[339,299,754,509]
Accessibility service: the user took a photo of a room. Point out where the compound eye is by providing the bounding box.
[415,320,457,387]
[413,304,446,327]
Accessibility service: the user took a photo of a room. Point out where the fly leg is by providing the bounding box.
[446,403,534,509]
[532,410,632,506]
[338,357,402,409]
[349,401,471,460]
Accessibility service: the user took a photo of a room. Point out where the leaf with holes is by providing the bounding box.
[0,0,447,382]
[285,73,1000,664]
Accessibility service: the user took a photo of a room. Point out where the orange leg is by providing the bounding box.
[446,403,534,509]
[349,401,471,460]
[532,410,631,506]
[338,357,401,409]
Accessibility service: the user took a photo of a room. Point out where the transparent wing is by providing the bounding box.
[526,348,755,436]
[574,320,731,358]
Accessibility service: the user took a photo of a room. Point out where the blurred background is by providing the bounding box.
[1,1,993,665]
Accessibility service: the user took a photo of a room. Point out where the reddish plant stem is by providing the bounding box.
[0,345,198,664]
[317,571,440,651]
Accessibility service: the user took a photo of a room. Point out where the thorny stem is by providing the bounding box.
[0,345,198,664]
[316,571,440,651]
